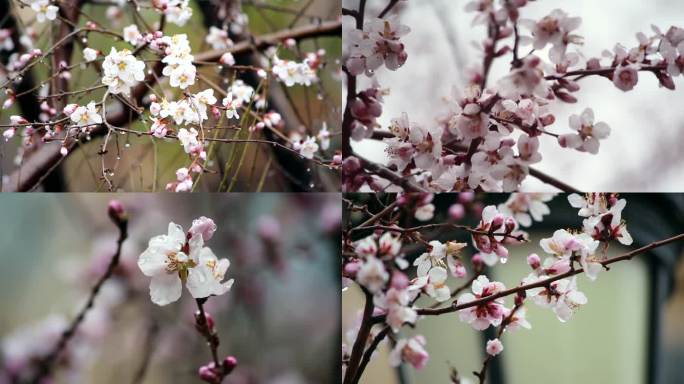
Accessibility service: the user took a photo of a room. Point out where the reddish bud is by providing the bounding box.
[198,364,219,383]
[504,217,516,233]
[223,356,238,374]
[540,114,555,126]
[458,192,475,203]
[390,271,409,290]
[107,200,127,223]
[471,253,484,269]
[194,310,215,333]
[586,58,601,70]
[515,291,525,306]
[527,253,541,269]
[490,214,504,232]
[449,204,465,221]
[555,91,577,103]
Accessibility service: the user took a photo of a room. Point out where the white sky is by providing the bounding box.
[346,0,684,191]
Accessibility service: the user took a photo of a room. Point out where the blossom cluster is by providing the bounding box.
[137,217,234,306]
[272,53,320,87]
[102,48,146,95]
[346,16,410,75]
[343,192,634,378]
[1,3,340,192]
[343,1,684,192]
[160,34,197,90]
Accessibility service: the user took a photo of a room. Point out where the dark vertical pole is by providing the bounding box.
[647,261,667,384]
[481,326,506,384]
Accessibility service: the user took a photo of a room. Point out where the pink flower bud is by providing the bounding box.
[344,260,361,278]
[3,96,15,109]
[515,291,525,306]
[257,216,281,243]
[198,365,219,383]
[63,103,78,116]
[219,52,235,66]
[458,192,475,203]
[448,204,465,221]
[107,200,126,222]
[540,114,555,126]
[194,310,215,333]
[527,253,541,269]
[342,156,361,175]
[223,356,238,374]
[504,217,516,233]
[471,253,484,269]
[490,215,504,231]
[608,194,619,207]
[390,271,409,290]
[189,216,217,242]
[332,152,342,166]
[586,57,601,70]
[3,128,16,141]
[555,91,577,103]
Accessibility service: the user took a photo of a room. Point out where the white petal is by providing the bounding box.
[167,222,186,243]
[150,273,182,306]
[567,193,585,208]
[186,266,216,299]
[138,247,168,277]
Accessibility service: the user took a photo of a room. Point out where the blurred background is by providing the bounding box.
[0,193,341,383]
[0,0,342,192]
[342,193,684,384]
[345,0,684,192]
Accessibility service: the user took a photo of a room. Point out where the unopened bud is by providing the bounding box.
[449,204,465,220]
[223,356,238,375]
[107,200,127,223]
[527,253,541,269]
[195,310,215,333]
[198,364,219,383]
[504,217,516,233]
[490,215,504,232]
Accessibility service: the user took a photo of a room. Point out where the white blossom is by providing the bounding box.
[101,48,145,95]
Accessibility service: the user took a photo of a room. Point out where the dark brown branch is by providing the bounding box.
[528,167,581,193]
[193,19,341,63]
[195,298,223,375]
[354,152,429,192]
[378,0,400,18]
[543,63,666,81]
[350,223,527,242]
[351,326,390,384]
[415,232,684,317]
[343,287,374,384]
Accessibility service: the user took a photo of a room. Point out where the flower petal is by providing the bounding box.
[150,273,182,306]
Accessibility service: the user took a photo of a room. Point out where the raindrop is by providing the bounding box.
[309,183,315,188]
[124,143,131,148]
[306,168,311,173]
